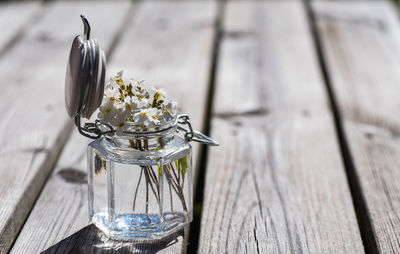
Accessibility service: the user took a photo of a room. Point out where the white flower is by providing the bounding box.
[162,111,173,122]
[124,96,139,111]
[97,71,178,132]
[110,108,129,125]
[150,86,167,98]
[147,108,162,125]
[167,101,177,111]
[137,98,151,109]
[163,101,177,113]
[113,71,127,86]
[108,108,131,134]
[132,80,149,100]
[134,108,162,126]
[104,82,119,99]
[98,99,118,124]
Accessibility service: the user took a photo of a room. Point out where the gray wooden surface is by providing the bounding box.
[0,1,41,56]
[0,0,399,253]
[8,1,217,253]
[313,1,400,253]
[0,1,132,253]
[198,1,363,253]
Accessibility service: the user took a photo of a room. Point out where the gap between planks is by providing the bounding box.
[188,0,226,252]
[304,0,378,253]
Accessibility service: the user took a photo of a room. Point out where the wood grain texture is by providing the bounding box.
[107,0,219,181]
[13,131,187,254]
[313,1,400,252]
[0,1,131,253]
[108,0,218,131]
[41,224,188,254]
[198,1,364,253]
[0,1,41,55]
[10,1,218,253]
[11,132,90,254]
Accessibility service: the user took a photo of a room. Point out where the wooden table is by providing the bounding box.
[1,0,400,253]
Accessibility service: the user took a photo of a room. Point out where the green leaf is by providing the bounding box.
[181,156,188,175]
[175,159,181,184]
[180,156,188,187]
[129,139,135,148]
[158,165,162,178]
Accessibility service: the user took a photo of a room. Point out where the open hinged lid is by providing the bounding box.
[64,16,218,145]
[65,15,106,119]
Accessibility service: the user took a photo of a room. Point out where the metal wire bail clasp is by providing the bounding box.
[177,115,219,146]
[75,115,114,139]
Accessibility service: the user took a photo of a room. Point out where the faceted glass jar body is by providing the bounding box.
[87,126,192,240]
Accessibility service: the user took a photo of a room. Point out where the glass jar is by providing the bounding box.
[64,15,219,242]
[87,119,192,240]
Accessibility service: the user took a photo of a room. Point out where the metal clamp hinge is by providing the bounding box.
[177,115,219,146]
[75,114,114,139]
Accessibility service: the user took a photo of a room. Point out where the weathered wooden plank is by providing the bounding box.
[13,131,186,254]
[0,1,131,254]
[108,1,217,131]
[42,223,188,254]
[313,1,400,252]
[11,1,218,253]
[0,1,41,55]
[198,1,364,253]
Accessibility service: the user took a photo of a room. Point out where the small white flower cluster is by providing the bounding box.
[98,71,177,132]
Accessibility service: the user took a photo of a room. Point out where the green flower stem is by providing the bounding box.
[170,163,180,185]
[129,138,188,214]
[132,168,143,211]
[169,179,174,212]
[143,167,159,205]
[163,164,188,212]
[145,170,149,221]
[147,166,161,202]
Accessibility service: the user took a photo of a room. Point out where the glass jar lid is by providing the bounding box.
[65,15,106,119]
